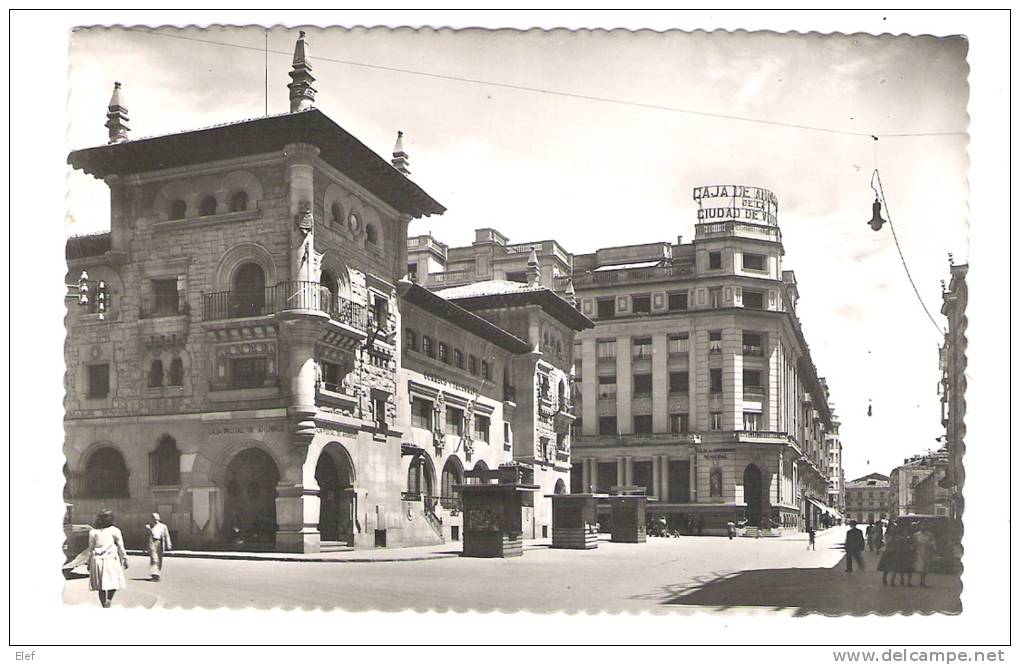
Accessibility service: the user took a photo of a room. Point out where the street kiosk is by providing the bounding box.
[608,486,651,544]
[459,463,538,558]
[547,493,603,549]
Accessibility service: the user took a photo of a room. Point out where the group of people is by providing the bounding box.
[843,519,938,587]
[84,510,172,608]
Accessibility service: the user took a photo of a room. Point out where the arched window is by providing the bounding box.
[150,435,181,486]
[365,223,379,245]
[330,202,343,226]
[440,458,463,509]
[407,455,435,499]
[554,478,567,494]
[167,357,184,386]
[320,269,338,308]
[232,262,266,317]
[169,200,186,220]
[84,447,129,498]
[199,195,218,216]
[148,359,164,388]
[229,190,249,213]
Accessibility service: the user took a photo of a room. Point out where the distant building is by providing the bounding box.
[939,261,968,522]
[844,473,890,524]
[826,412,845,516]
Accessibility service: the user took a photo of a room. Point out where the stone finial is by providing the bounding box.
[391,130,411,175]
[564,278,576,307]
[527,246,541,287]
[105,82,130,144]
[288,30,317,113]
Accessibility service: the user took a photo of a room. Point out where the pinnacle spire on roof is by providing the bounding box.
[391,130,411,175]
[527,246,541,287]
[564,278,576,307]
[105,82,130,144]
[288,30,317,113]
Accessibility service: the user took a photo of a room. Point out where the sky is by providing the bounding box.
[66,26,970,481]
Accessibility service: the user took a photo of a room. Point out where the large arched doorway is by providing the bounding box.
[554,478,567,494]
[743,464,764,527]
[315,445,356,544]
[468,459,489,485]
[440,457,464,509]
[83,446,129,498]
[232,262,266,317]
[223,448,279,543]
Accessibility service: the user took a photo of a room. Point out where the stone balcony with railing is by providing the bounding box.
[202,281,369,351]
[573,431,703,448]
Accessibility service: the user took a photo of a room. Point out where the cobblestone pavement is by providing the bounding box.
[62,527,960,614]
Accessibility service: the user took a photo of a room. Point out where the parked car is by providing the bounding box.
[62,503,91,579]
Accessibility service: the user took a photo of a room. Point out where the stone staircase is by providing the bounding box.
[741,527,782,538]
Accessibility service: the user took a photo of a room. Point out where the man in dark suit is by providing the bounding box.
[845,521,866,572]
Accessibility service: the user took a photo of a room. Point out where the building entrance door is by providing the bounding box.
[743,464,764,527]
[223,448,279,543]
[315,445,355,545]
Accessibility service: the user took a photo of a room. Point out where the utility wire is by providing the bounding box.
[872,169,945,337]
[124,27,966,141]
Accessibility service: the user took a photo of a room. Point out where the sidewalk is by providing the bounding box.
[124,538,556,563]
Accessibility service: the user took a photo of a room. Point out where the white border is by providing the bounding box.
[7,8,1012,657]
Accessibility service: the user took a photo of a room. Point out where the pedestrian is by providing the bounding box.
[874,521,885,552]
[87,510,129,608]
[878,530,904,586]
[806,525,816,550]
[912,524,936,587]
[727,520,736,540]
[844,521,865,572]
[145,512,173,581]
[696,516,704,536]
[865,522,875,552]
[894,523,916,587]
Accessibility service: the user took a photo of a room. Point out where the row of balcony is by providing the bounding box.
[200,281,368,330]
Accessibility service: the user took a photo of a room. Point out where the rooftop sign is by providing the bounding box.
[693,185,779,225]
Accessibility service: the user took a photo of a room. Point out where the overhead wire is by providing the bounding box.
[123,27,966,141]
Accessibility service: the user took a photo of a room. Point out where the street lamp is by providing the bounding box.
[867,198,887,232]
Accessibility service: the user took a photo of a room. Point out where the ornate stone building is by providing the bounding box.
[939,261,967,523]
[410,186,839,535]
[844,472,890,524]
[63,33,590,553]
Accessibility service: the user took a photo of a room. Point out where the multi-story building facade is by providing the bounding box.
[826,412,845,518]
[63,33,588,553]
[939,261,968,523]
[414,186,839,535]
[888,450,950,518]
[844,473,890,524]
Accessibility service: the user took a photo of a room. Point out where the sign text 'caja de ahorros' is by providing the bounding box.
[693,185,779,225]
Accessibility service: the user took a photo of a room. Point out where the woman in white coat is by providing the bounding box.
[87,510,129,608]
[145,513,172,581]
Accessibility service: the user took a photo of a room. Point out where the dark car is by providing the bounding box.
[62,503,92,579]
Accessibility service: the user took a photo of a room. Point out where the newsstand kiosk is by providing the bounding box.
[608,486,652,544]
[459,463,539,558]
[547,493,603,550]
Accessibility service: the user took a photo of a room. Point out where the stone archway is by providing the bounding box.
[223,447,280,543]
[315,443,356,544]
[743,464,765,527]
[554,478,567,494]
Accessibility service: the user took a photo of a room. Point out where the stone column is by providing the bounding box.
[624,456,633,486]
[285,143,320,283]
[659,455,670,502]
[279,316,325,444]
[616,456,625,488]
[275,449,321,553]
[651,334,669,432]
[582,458,591,494]
[651,456,661,500]
[581,338,597,435]
[689,449,698,503]
[616,335,632,433]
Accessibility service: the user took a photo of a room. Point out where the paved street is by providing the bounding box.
[62,528,960,614]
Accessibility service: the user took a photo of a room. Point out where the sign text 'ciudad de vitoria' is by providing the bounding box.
[693,185,779,225]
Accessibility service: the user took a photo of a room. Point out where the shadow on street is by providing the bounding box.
[634,552,962,616]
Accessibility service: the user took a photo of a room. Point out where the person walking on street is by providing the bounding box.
[879,530,905,586]
[87,510,129,608]
[913,524,936,587]
[807,525,816,550]
[727,520,736,540]
[865,522,875,552]
[874,521,885,552]
[145,512,173,582]
[844,521,866,572]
